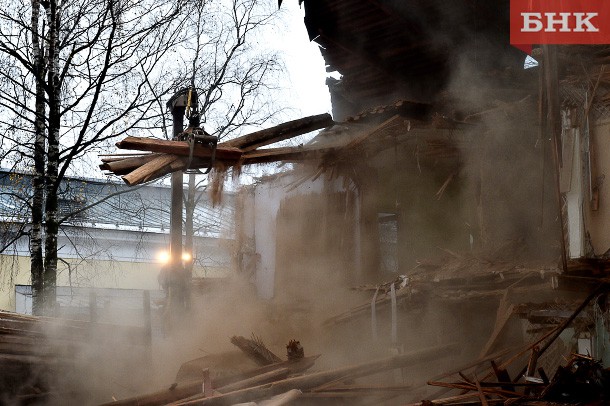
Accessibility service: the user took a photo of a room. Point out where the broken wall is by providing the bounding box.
[362,129,470,273]
[236,170,356,302]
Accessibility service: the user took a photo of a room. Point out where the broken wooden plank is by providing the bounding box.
[99,154,162,175]
[221,113,334,151]
[241,144,332,165]
[479,301,515,358]
[404,393,481,405]
[199,355,319,389]
[427,381,522,398]
[475,380,489,406]
[257,389,301,406]
[121,154,184,186]
[173,369,292,405]
[110,356,320,406]
[241,115,410,165]
[313,383,413,393]
[490,360,515,393]
[213,368,289,394]
[99,380,205,406]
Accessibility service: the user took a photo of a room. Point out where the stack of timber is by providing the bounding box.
[0,310,151,403]
[0,310,72,400]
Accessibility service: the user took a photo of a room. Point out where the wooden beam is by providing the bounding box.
[215,368,289,394]
[479,301,515,358]
[241,145,332,165]
[104,356,320,406]
[542,44,568,273]
[99,154,162,175]
[221,113,334,151]
[242,116,407,165]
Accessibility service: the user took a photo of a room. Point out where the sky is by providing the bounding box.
[268,3,333,119]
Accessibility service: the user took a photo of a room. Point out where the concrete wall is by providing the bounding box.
[0,255,160,311]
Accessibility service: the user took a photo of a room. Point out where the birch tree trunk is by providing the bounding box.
[30,0,46,315]
[41,0,62,315]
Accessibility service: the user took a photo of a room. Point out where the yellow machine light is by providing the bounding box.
[157,251,170,264]
[181,252,192,262]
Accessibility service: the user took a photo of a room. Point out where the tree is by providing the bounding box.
[0,0,188,314]
[0,0,286,315]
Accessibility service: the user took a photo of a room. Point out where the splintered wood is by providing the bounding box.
[230,334,283,366]
[407,282,610,406]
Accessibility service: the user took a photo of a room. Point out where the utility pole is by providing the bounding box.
[166,90,188,316]
[165,87,209,319]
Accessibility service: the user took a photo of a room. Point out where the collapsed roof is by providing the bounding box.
[300,0,527,118]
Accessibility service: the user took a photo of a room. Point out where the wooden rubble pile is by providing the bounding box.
[0,310,73,402]
[102,334,458,406]
[407,283,610,406]
[324,249,561,328]
[101,277,610,406]
[317,244,610,405]
[96,252,610,406]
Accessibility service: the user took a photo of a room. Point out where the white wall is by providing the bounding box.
[244,171,349,299]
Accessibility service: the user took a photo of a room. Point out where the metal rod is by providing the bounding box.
[169,102,185,313]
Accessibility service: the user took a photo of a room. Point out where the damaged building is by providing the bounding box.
[227,0,610,404]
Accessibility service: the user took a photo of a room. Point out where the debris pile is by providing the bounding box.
[413,352,610,406]
[408,282,610,405]
[103,334,458,405]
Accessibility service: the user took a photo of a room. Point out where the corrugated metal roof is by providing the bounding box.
[0,169,234,238]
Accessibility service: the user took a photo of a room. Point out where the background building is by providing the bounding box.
[0,168,236,315]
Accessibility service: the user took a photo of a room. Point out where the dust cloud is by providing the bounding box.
[24,35,562,406]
